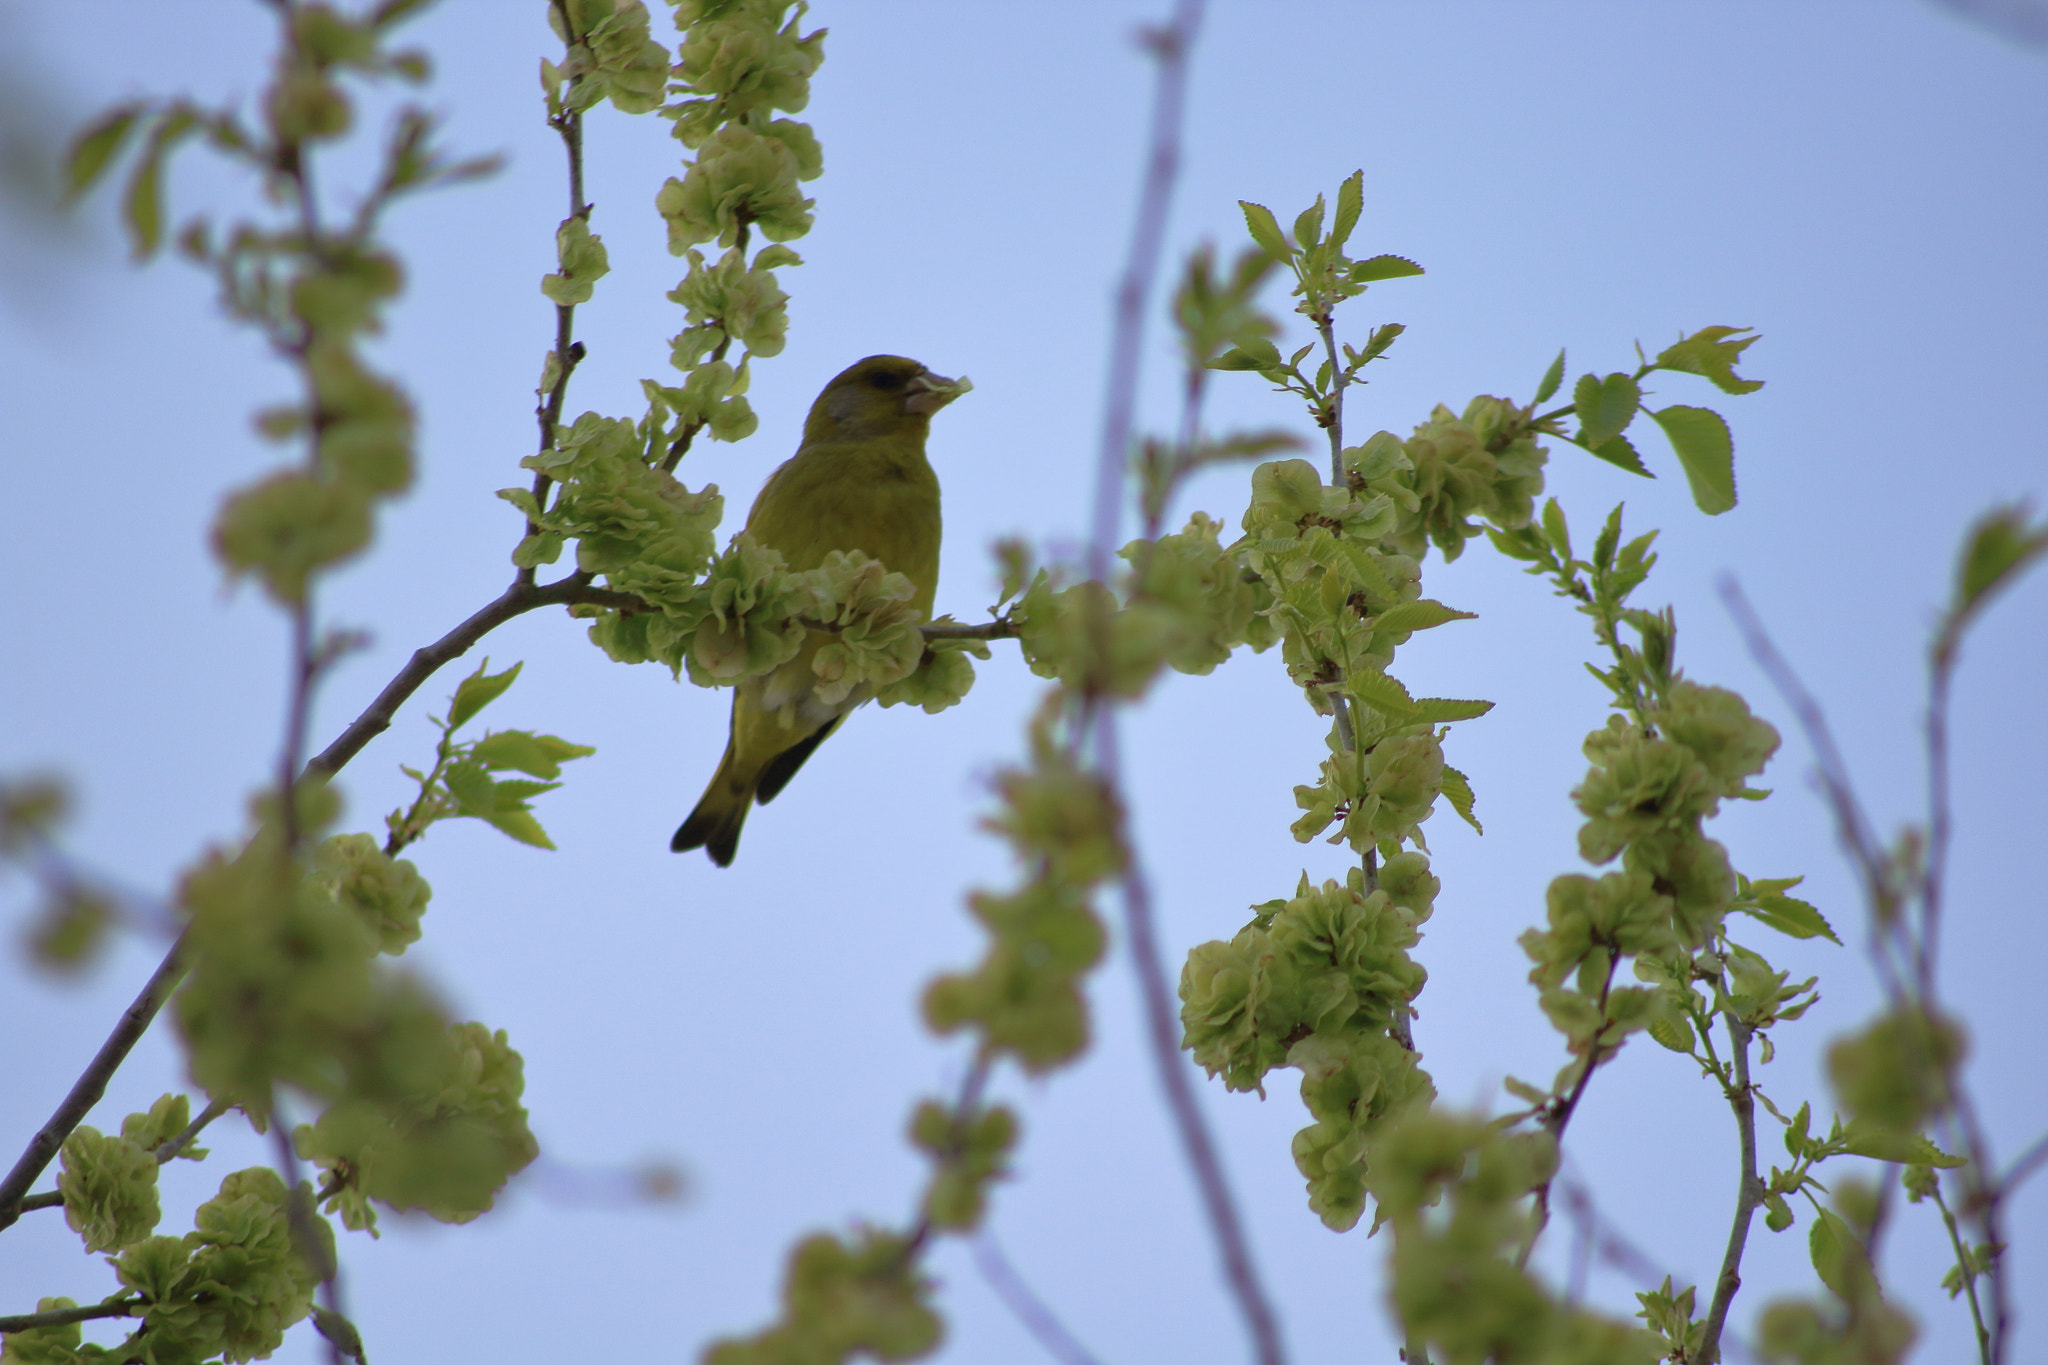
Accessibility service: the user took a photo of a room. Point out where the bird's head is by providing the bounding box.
[802,355,972,445]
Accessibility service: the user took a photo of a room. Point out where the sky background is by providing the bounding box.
[2,2,2044,1362]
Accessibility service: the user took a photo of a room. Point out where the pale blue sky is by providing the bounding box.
[2,3,2044,1362]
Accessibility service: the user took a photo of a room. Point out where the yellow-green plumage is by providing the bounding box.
[672,355,962,865]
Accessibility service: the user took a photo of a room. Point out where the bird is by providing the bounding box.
[672,354,968,866]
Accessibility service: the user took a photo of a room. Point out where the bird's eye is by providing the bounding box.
[868,370,908,391]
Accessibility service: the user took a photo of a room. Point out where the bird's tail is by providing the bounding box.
[672,743,753,867]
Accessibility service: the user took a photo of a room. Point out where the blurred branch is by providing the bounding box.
[1077,4,1285,1364]
[972,1232,1105,1365]
[1927,0,2048,46]
[0,930,191,1232]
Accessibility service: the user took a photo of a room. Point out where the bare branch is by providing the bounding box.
[0,930,192,1233]
[973,1232,1106,1365]
[0,1296,143,1334]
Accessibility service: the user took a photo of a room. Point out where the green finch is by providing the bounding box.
[672,354,969,865]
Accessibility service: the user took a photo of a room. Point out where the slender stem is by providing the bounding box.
[0,1297,144,1333]
[896,1055,993,1264]
[1931,1181,1993,1365]
[301,572,631,780]
[526,0,593,580]
[1313,315,1346,485]
[972,1234,1105,1365]
[1103,718,1286,1365]
[2001,1128,2048,1192]
[1077,3,1283,1361]
[0,930,193,1232]
[157,1096,233,1164]
[1522,953,1621,1264]
[1922,632,1958,996]
[269,1110,346,1365]
[1699,1014,1762,1365]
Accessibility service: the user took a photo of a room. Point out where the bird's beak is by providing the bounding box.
[905,370,972,416]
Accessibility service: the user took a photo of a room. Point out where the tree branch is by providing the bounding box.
[301,572,631,781]
[1076,2,1285,1362]
[0,1296,143,1334]
[0,930,192,1233]
[972,1232,1105,1365]
[1699,1014,1762,1365]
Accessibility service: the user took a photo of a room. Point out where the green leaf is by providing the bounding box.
[119,108,196,260]
[1533,348,1565,405]
[1648,405,1736,515]
[442,762,499,816]
[1239,200,1291,263]
[1809,1208,1868,1300]
[1408,697,1493,724]
[482,808,556,850]
[1648,1013,1694,1053]
[1839,1121,1966,1168]
[1209,334,1284,374]
[472,730,566,778]
[1654,325,1763,395]
[1592,505,1622,572]
[1356,321,1405,363]
[1738,893,1839,944]
[1439,763,1482,833]
[448,659,522,730]
[1329,170,1363,251]
[1345,669,1415,716]
[1541,498,1571,561]
[1952,502,2048,620]
[1573,372,1640,449]
[1349,254,1424,283]
[64,104,144,202]
[1369,600,1477,635]
[1584,433,1652,477]
[1292,196,1325,251]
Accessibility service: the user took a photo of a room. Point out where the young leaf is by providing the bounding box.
[1580,434,1651,478]
[1838,1122,1966,1168]
[1292,195,1325,252]
[1349,254,1424,283]
[64,104,145,203]
[472,730,567,779]
[1239,200,1292,263]
[1592,505,1623,572]
[1408,698,1493,724]
[1439,763,1482,833]
[1541,499,1572,561]
[1952,502,2048,620]
[1653,325,1764,395]
[1808,1208,1870,1300]
[1648,405,1736,515]
[482,808,556,850]
[1329,170,1363,251]
[1573,372,1641,449]
[1368,600,1478,635]
[1533,349,1566,406]
[448,659,522,730]
[1737,891,1839,944]
[1345,669,1416,716]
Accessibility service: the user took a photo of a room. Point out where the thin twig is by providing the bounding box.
[972,1232,1107,1365]
[1931,1181,1993,1365]
[156,1096,233,1164]
[2001,1128,2048,1193]
[1077,3,1285,1362]
[1521,954,1621,1265]
[0,930,192,1232]
[269,1108,346,1365]
[301,572,631,780]
[0,1297,144,1334]
[1699,1014,1762,1365]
